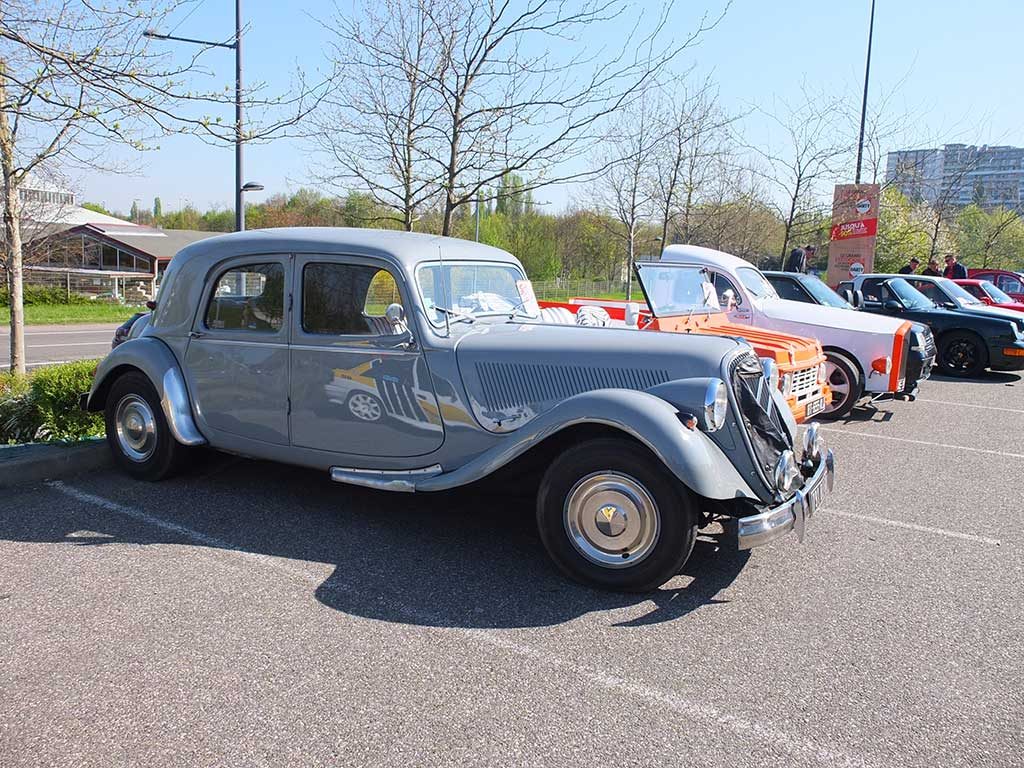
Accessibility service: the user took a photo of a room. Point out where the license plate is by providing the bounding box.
[805,396,826,417]
[806,480,826,516]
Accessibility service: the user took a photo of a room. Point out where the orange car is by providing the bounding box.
[540,296,831,423]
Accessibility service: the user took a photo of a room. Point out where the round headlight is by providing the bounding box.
[773,450,800,493]
[802,423,825,462]
[780,372,793,397]
[817,361,827,384]
[702,378,728,432]
[761,358,780,392]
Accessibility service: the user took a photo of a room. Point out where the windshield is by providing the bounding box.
[887,278,935,310]
[940,278,985,307]
[635,264,721,316]
[800,275,851,308]
[737,267,779,299]
[980,280,1014,304]
[416,261,537,325]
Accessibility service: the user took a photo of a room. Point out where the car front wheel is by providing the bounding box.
[939,331,987,377]
[104,371,189,481]
[818,351,863,420]
[536,437,697,591]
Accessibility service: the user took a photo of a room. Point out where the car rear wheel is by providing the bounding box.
[939,331,987,377]
[818,351,863,420]
[536,437,697,591]
[104,371,190,481]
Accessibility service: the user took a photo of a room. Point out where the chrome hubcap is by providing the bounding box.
[823,359,850,413]
[348,393,382,421]
[563,472,660,568]
[114,394,157,462]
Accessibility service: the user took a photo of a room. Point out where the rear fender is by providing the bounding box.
[85,337,206,446]
[417,387,759,501]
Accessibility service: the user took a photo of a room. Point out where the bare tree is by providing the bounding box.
[1,0,327,373]
[311,0,444,230]
[746,86,846,266]
[590,94,661,300]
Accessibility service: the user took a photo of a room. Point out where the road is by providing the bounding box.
[0,323,118,369]
[2,373,1022,767]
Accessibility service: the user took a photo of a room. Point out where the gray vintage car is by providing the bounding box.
[82,228,834,591]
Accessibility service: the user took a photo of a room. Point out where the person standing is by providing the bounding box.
[922,259,941,276]
[784,247,806,273]
[898,257,921,274]
[943,254,967,279]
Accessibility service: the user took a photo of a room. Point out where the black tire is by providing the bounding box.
[104,371,189,481]
[938,331,988,377]
[818,351,863,420]
[536,437,697,592]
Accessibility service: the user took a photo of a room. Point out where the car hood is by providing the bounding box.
[759,297,904,334]
[650,314,824,368]
[452,321,744,431]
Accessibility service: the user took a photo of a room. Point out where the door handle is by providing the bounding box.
[188,331,205,339]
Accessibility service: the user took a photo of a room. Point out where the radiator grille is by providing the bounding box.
[474,362,671,410]
[790,365,819,399]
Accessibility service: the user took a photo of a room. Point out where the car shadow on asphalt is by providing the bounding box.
[4,455,752,630]
[929,371,1021,385]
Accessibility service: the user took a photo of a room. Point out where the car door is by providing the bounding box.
[994,273,1024,302]
[184,257,291,445]
[858,278,893,314]
[288,254,445,458]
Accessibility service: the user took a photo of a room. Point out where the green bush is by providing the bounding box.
[0,360,103,444]
[0,286,95,306]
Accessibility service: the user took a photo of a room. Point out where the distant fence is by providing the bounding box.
[530,278,641,301]
[14,267,154,302]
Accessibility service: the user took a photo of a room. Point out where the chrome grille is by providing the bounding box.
[790,365,819,399]
[474,361,671,411]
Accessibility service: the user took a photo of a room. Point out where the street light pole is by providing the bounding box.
[144,0,257,233]
[854,0,876,185]
[235,0,244,231]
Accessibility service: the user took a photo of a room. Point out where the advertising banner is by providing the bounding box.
[826,183,880,287]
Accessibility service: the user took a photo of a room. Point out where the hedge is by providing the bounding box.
[0,286,95,306]
[0,360,104,444]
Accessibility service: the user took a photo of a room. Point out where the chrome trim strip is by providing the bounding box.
[160,368,207,446]
[329,464,443,492]
[737,448,834,550]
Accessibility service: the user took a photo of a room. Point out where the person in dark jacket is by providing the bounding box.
[898,257,921,274]
[784,247,806,273]
[943,254,967,279]
[922,259,941,276]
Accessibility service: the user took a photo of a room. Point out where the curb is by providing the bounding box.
[0,438,111,489]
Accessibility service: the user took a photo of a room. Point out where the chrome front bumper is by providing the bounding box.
[737,449,835,550]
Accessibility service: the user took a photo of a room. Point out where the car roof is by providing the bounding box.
[660,244,763,272]
[173,227,518,272]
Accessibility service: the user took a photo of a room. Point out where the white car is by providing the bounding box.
[659,245,920,418]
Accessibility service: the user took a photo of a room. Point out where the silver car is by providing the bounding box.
[82,228,834,591]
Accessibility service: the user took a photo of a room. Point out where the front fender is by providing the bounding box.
[85,338,206,446]
[417,387,759,501]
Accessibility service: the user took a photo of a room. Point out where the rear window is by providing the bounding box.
[205,263,284,332]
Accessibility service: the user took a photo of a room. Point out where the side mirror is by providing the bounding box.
[623,302,641,328]
[145,300,157,311]
[883,299,902,312]
[385,303,409,335]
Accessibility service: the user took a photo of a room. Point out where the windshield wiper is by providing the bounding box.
[433,305,476,324]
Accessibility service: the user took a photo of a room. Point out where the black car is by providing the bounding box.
[764,271,936,396]
[835,275,1024,377]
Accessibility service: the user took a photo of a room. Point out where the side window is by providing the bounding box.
[860,279,885,303]
[712,273,742,306]
[205,263,284,332]
[772,278,809,302]
[303,262,403,336]
[963,284,986,300]
[999,275,1024,294]
[906,279,940,303]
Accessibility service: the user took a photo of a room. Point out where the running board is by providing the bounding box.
[329,464,443,493]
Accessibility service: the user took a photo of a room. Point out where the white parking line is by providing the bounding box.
[915,398,1024,415]
[45,480,878,768]
[828,510,1001,546]
[819,428,1024,460]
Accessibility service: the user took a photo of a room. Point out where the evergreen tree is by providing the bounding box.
[153,197,162,220]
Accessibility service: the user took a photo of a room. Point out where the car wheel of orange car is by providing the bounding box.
[938,331,987,378]
[536,437,697,592]
[818,351,862,420]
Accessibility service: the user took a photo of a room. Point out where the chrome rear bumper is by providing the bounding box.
[737,449,835,550]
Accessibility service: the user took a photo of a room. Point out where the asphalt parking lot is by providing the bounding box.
[2,372,1022,767]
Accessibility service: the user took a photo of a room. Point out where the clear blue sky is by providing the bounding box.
[79,0,1024,215]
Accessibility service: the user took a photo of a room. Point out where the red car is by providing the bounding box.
[967,269,1024,302]
[954,279,1024,313]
